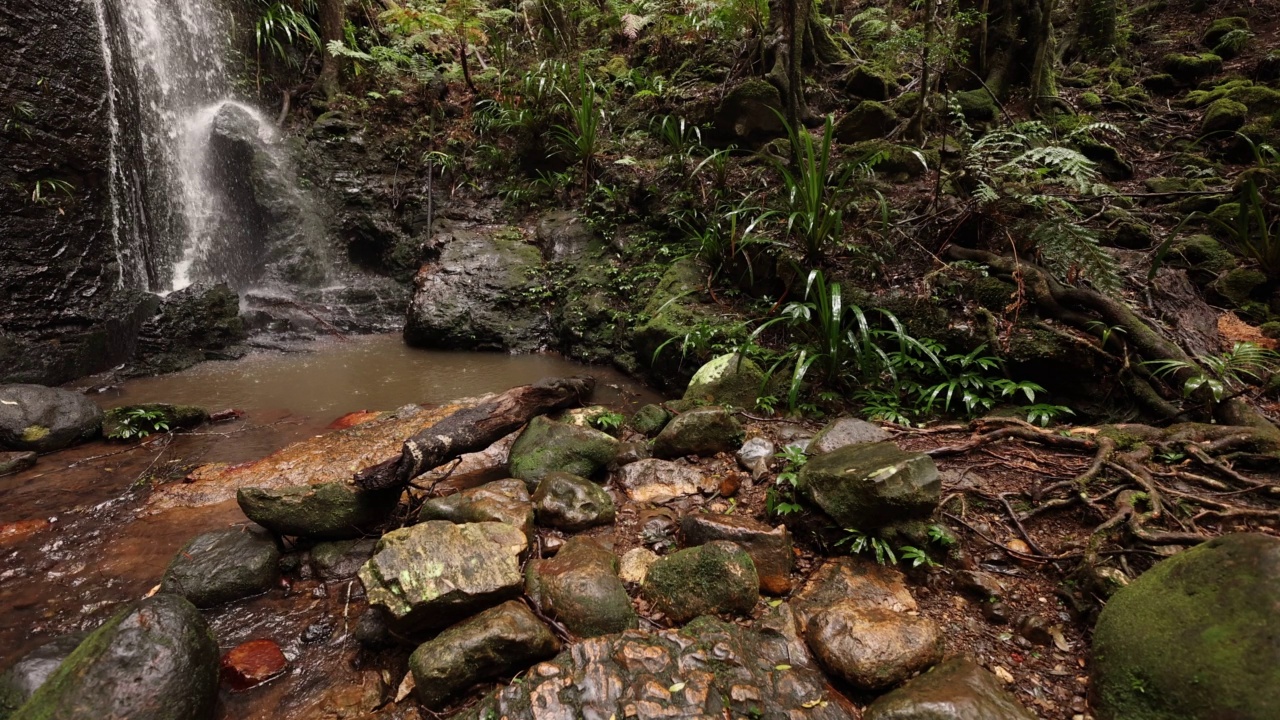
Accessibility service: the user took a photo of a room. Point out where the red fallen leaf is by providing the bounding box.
[1010,652,1025,664]
[221,639,287,691]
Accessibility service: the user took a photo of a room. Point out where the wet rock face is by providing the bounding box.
[0,634,84,717]
[310,538,378,580]
[126,284,246,377]
[419,479,534,538]
[792,557,919,632]
[160,526,280,608]
[0,385,102,452]
[237,482,402,540]
[798,442,940,531]
[460,616,856,720]
[0,0,153,387]
[806,603,942,691]
[1091,533,1280,720]
[357,521,527,632]
[403,223,550,352]
[681,513,793,595]
[652,406,744,459]
[864,657,1038,720]
[526,538,637,638]
[531,472,615,531]
[642,540,759,623]
[508,416,619,487]
[10,595,219,720]
[408,601,559,710]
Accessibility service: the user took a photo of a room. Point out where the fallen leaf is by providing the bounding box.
[775,664,791,671]
[395,672,415,703]
[994,665,1015,684]
[1050,625,1072,652]
[668,682,685,692]
[143,584,161,599]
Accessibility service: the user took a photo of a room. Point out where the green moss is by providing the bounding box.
[1185,81,1280,114]
[970,276,1017,311]
[1201,16,1248,49]
[11,610,127,720]
[952,89,998,121]
[1092,534,1280,720]
[848,140,936,180]
[641,542,759,623]
[834,100,895,142]
[1162,53,1223,83]
[20,426,49,444]
[1212,268,1267,306]
[1202,98,1249,134]
[1165,234,1237,277]
[629,404,672,437]
[1080,92,1103,110]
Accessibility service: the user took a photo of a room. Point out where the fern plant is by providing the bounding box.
[1144,342,1280,403]
[255,0,320,67]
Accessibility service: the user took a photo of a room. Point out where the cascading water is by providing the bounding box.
[91,0,325,293]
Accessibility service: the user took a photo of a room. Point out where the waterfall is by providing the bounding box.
[90,0,325,293]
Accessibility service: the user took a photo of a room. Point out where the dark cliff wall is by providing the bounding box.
[0,0,151,385]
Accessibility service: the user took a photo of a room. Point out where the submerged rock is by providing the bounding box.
[160,526,280,608]
[651,406,743,459]
[806,603,942,690]
[0,451,36,476]
[418,478,534,538]
[531,472,615,531]
[508,416,619,486]
[642,540,759,623]
[1091,533,1280,720]
[408,601,559,710]
[310,538,378,580]
[864,657,1037,720]
[681,512,793,595]
[683,353,765,409]
[220,639,287,692]
[10,595,218,720]
[358,521,527,632]
[0,634,84,718]
[237,481,402,539]
[101,403,208,439]
[460,616,856,720]
[526,538,637,637]
[0,384,102,452]
[797,442,940,531]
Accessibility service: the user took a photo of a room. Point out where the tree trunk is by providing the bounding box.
[353,377,596,490]
[974,0,1058,109]
[908,0,942,142]
[1076,0,1119,58]
[317,0,345,101]
[764,0,847,128]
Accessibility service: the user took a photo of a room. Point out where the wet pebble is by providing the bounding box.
[301,619,335,644]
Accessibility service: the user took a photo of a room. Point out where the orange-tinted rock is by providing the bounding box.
[680,513,793,594]
[0,518,52,547]
[326,411,383,430]
[220,639,287,691]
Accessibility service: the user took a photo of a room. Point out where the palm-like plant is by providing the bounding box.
[770,114,854,262]
[553,63,605,191]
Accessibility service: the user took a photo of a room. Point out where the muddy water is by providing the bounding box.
[0,336,659,716]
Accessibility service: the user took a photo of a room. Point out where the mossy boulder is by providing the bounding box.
[102,403,208,439]
[715,78,784,142]
[651,406,743,458]
[418,478,534,539]
[844,65,896,100]
[1202,98,1249,134]
[1162,53,1223,83]
[1201,16,1248,49]
[641,541,759,623]
[835,101,897,143]
[1080,92,1103,110]
[1186,81,1280,115]
[970,276,1017,310]
[0,384,103,452]
[634,258,741,389]
[629,403,673,437]
[531,472,615,531]
[683,353,765,409]
[797,442,941,531]
[508,416,619,487]
[159,526,280,608]
[952,89,998,121]
[1078,140,1134,180]
[10,595,218,720]
[1091,533,1280,720]
[1211,267,1268,306]
[525,538,636,637]
[849,140,935,180]
[237,481,401,539]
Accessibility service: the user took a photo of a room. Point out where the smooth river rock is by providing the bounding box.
[614,458,711,503]
[159,526,280,608]
[358,521,527,632]
[458,615,857,720]
[0,634,84,719]
[797,442,940,530]
[10,595,218,720]
[652,406,744,459]
[508,416,619,486]
[642,540,759,623]
[418,478,534,538]
[408,600,559,709]
[681,512,793,594]
[864,657,1038,720]
[0,384,102,452]
[237,481,402,539]
[525,538,637,637]
[806,603,943,690]
[1091,532,1280,720]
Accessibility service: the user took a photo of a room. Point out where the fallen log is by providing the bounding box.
[353,376,596,491]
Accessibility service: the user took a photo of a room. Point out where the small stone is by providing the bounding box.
[806,603,943,691]
[160,526,280,608]
[984,601,1011,625]
[736,436,775,479]
[641,540,759,623]
[955,570,1003,600]
[651,406,744,459]
[614,441,651,466]
[681,513,793,595]
[310,538,378,580]
[354,607,394,649]
[301,620,335,644]
[220,639,287,691]
[0,451,37,476]
[531,472,615,531]
[1016,614,1054,646]
[614,459,712,503]
[619,548,659,584]
[418,478,534,538]
[409,601,559,709]
[629,404,673,437]
[1005,538,1031,556]
[0,634,85,716]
